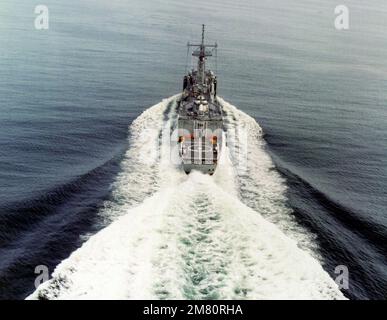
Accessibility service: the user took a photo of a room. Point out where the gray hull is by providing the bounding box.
[183,163,218,175]
[177,105,223,175]
[177,97,223,175]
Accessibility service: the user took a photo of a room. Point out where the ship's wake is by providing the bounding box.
[28,96,345,300]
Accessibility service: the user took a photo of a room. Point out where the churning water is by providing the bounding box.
[28,97,344,299]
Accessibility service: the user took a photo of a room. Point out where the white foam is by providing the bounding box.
[28,96,345,300]
[96,95,179,225]
[219,98,320,256]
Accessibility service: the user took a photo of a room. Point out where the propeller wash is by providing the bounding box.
[29,94,345,300]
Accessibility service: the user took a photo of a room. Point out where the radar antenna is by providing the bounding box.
[187,25,217,85]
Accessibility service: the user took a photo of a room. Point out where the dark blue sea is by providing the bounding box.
[0,0,386,299]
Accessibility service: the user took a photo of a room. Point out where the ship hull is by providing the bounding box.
[182,163,217,175]
[177,100,223,175]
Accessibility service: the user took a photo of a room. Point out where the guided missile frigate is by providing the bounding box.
[177,25,223,175]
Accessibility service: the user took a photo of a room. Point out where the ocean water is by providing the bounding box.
[1,0,386,299]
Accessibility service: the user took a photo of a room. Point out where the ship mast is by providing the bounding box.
[198,24,206,85]
[188,25,217,86]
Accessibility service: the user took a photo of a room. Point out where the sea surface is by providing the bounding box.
[0,0,386,299]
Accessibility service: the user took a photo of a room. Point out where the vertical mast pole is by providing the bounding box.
[201,24,205,47]
[198,24,205,85]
